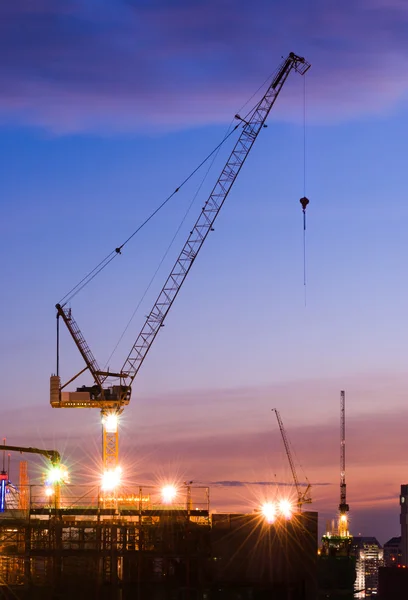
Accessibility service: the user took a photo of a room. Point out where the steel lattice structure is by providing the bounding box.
[121,53,310,385]
[51,52,311,475]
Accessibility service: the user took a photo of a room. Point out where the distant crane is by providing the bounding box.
[0,444,61,512]
[272,409,312,511]
[338,390,350,537]
[51,53,311,484]
[1,444,60,465]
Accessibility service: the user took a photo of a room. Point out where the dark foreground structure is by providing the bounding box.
[0,485,317,599]
[378,566,408,599]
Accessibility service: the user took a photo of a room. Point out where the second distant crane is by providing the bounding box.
[272,408,312,511]
[338,390,350,537]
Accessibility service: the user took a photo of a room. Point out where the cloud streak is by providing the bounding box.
[1,0,408,132]
[2,372,406,542]
[203,480,331,488]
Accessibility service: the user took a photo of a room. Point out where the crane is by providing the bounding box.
[272,409,311,511]
[1,444,60,465]
[50,53,311,487]
[0,444,62,511]
[338,390,350,537]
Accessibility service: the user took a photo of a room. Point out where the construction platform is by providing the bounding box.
[0,484,318,599]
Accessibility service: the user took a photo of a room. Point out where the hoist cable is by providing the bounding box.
[59,251,117,306]
[59,68,281,308]
[59,253,118,306]
[58,124,241,306]
[303,75,307,306]
[103,116,239,368]
[114,125,239,253]
[104,166,212,369]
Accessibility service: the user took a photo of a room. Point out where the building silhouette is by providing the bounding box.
[352,537,383,598]
[383,536,402,567]
[400,484,408,566]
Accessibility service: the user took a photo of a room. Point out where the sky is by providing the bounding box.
[1,0,408,544]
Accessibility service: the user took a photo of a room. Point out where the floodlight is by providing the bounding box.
[161,485,177,504]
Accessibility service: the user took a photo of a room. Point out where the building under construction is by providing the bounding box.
[0,481,318,600]
[0,52,317,600]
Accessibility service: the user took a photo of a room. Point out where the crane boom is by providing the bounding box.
[51,52,310,478]
[121,52,310,383]
[1,444,60,465]
[273,409,311,510]
[53,52,310,407]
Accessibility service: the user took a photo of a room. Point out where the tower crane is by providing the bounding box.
[50,53,311,484]
[338,390,350,537]
[272,409,312,511]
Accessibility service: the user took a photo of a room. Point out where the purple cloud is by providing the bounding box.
[2,372,406,542]
[1,0,408,132]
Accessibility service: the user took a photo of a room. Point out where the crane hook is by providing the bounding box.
[300,196,309,231]
[300,196,309,213]
[300,197,310,305]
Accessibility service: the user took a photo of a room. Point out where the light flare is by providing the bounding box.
[45,464,69,485]
[278,499,293,519]
[101,466,122,491]
[261,502,276,524]
[44,486,54,497]
[103,413,119,434]
[161,485,177,504]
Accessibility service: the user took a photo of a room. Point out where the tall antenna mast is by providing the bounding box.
[338,390,349,536]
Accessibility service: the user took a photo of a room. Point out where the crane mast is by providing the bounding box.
[338,390,349,537]
[51,52,311,483]
[272,409,311,511]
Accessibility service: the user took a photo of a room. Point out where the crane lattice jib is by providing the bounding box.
[121,53,310,381]
[56,303,104,388]
[274,409,301,494]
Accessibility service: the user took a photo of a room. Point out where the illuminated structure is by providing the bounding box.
[0,481,318,599]
[352,537,383,598]
[321,390,352,548]
[0,443,7,513]
[318,391,355,599]
[0,472,6,513]
[50,52,311,482]
[18,461,29,511]
[339,390,350,537]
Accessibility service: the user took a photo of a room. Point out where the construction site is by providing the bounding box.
[0,470,318,599]
[0,53,323,599]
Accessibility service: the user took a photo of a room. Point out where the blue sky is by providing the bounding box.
[2,0,408,543]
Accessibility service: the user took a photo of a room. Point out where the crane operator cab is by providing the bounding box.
[50,375,131,409]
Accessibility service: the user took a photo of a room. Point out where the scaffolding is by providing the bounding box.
[0,484,318,599]
[0,484,210,599]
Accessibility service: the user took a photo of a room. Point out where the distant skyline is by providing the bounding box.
[2,0,408,544]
